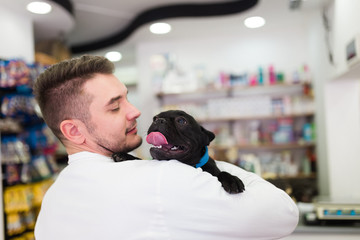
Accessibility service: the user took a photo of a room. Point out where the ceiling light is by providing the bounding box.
[244,16,266,29]
[105,51,122,62]
[149,23,171,34]
[26,1,52,14]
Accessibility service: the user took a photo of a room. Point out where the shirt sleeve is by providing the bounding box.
[159,160,299,240]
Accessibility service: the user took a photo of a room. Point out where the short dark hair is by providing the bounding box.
[33,55,114,140]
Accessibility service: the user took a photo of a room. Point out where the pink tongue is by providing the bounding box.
[146,132,168,146]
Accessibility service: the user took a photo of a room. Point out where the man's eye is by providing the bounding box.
[176,117,187,125]
[111,104,120,112]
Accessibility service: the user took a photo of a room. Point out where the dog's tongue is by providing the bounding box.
[146,132,168,146]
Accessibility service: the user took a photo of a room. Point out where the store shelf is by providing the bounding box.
[156,82,311,98]
[197,112,315,123]
[156,86,229,97]
[264,173,316,180]
[0,58,59,240]
[34,52,58,66]
[211,142,316,151]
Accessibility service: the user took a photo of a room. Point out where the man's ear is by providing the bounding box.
[200,126,215,145]
[60,119,86,144]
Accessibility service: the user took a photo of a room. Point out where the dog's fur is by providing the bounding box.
[146,110,245,194]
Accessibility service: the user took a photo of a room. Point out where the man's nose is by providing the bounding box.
[126,102,141,120]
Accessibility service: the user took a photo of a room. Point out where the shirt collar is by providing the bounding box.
[68,151,113,164]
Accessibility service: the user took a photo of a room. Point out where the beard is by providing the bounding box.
[95,131,142,154]
[86,121,142,155]
[117,135,142,153]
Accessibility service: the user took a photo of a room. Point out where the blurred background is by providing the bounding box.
[0,0,360,239]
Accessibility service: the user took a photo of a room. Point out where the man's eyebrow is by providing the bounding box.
[105,95,122,106]
[105,91,128,107]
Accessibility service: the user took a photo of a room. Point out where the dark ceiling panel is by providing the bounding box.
[70,0,259,53]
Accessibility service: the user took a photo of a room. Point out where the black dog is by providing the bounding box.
[146,110,245,194]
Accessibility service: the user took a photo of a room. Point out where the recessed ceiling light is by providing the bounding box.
[26,1,52,14]
[149,23,171,34]
[105,51,122,62]
[244,16,266,29]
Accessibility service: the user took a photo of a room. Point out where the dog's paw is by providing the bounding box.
[217,171,245,194]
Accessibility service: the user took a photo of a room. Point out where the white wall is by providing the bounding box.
[0,6,34,62]
[298,0,360,201]
[305,6,334,196]
[332,0,360,77]
[325,79,360,199]
[323,0,360,199]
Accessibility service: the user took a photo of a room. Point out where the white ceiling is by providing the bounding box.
[2,0,331,65]
[68,0,230,46]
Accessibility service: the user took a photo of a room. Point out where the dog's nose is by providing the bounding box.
[155,117,166,124]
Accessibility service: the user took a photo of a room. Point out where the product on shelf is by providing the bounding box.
[0,59,47,90]
[1,130,58,186]
[3,180,52,237]
[1,94,38,119]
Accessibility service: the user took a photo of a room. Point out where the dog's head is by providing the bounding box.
[146,110,215,166]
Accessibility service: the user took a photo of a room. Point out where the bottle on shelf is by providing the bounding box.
[268,65,276,85]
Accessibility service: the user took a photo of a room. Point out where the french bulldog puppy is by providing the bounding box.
[146,110,245,194]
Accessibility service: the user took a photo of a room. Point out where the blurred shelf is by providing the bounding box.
[197,112,315,123]
[156,82,312,97]
[156,86,229,97]
[211,142,316,151]
[35,52,58,66]
[264,173,317,180]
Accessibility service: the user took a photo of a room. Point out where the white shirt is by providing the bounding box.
[35,151,299,240]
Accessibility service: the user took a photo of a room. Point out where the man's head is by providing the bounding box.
[33,55,142,155]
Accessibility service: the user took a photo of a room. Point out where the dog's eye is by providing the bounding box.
[176,117,187,125]
[153,116,158,122]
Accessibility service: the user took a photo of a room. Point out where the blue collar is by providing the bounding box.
[195,146,209,168]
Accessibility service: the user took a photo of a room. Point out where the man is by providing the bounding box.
[33,55,299,240]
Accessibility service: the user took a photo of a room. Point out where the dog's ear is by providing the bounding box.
[200,126,215,144]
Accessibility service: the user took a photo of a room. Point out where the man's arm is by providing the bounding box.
[160,160,299,239]
[216,160,299,238]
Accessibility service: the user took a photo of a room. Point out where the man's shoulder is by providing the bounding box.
[119,159,196,171]
[116,159,207,180]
